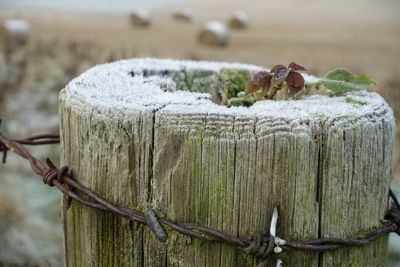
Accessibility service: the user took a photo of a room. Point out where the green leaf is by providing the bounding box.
[324,68,354,81]
[352,73,377,85]
[320,68,376,95]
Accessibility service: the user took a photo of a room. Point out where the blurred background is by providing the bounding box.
[0,0,399,266]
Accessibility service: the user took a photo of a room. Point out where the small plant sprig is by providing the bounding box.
[222,63,377,106]
[247,62,307,99]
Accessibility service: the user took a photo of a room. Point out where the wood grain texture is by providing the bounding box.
[319,112,394,266]
[59,59,395,267]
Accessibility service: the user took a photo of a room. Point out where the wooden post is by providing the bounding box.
[59,59,395,267]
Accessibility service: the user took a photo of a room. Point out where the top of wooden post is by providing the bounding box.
[62,58,393,126]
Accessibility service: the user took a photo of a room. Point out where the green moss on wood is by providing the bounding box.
[219,68,251,99]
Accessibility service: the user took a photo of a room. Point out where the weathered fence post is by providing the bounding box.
[59,59,395,267]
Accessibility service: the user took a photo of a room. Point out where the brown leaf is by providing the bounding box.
[288,62,307,71]
[270,65,286,73]
[246,71,272,94]
[272,66,291,86]
[285,71,305,94]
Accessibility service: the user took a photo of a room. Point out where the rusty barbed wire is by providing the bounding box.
[0,119,399,266]
[0,120,59,163]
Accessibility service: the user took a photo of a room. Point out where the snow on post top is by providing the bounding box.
[62,58,392,123]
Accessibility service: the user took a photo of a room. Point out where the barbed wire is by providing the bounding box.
[0,118,399,266]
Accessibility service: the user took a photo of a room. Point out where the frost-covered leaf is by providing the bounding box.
[272,66,290,86]
[270,64,286,73]
[321,68,376,95]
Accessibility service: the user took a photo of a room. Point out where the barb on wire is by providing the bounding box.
[0,119,399,264]
[145,207,168,242]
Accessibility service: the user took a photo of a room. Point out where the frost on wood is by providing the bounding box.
[63,58,392,123]
[63,58,262,112]
[60,58,395,267]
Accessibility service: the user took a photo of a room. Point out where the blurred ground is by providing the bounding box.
[0,0,399,265]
